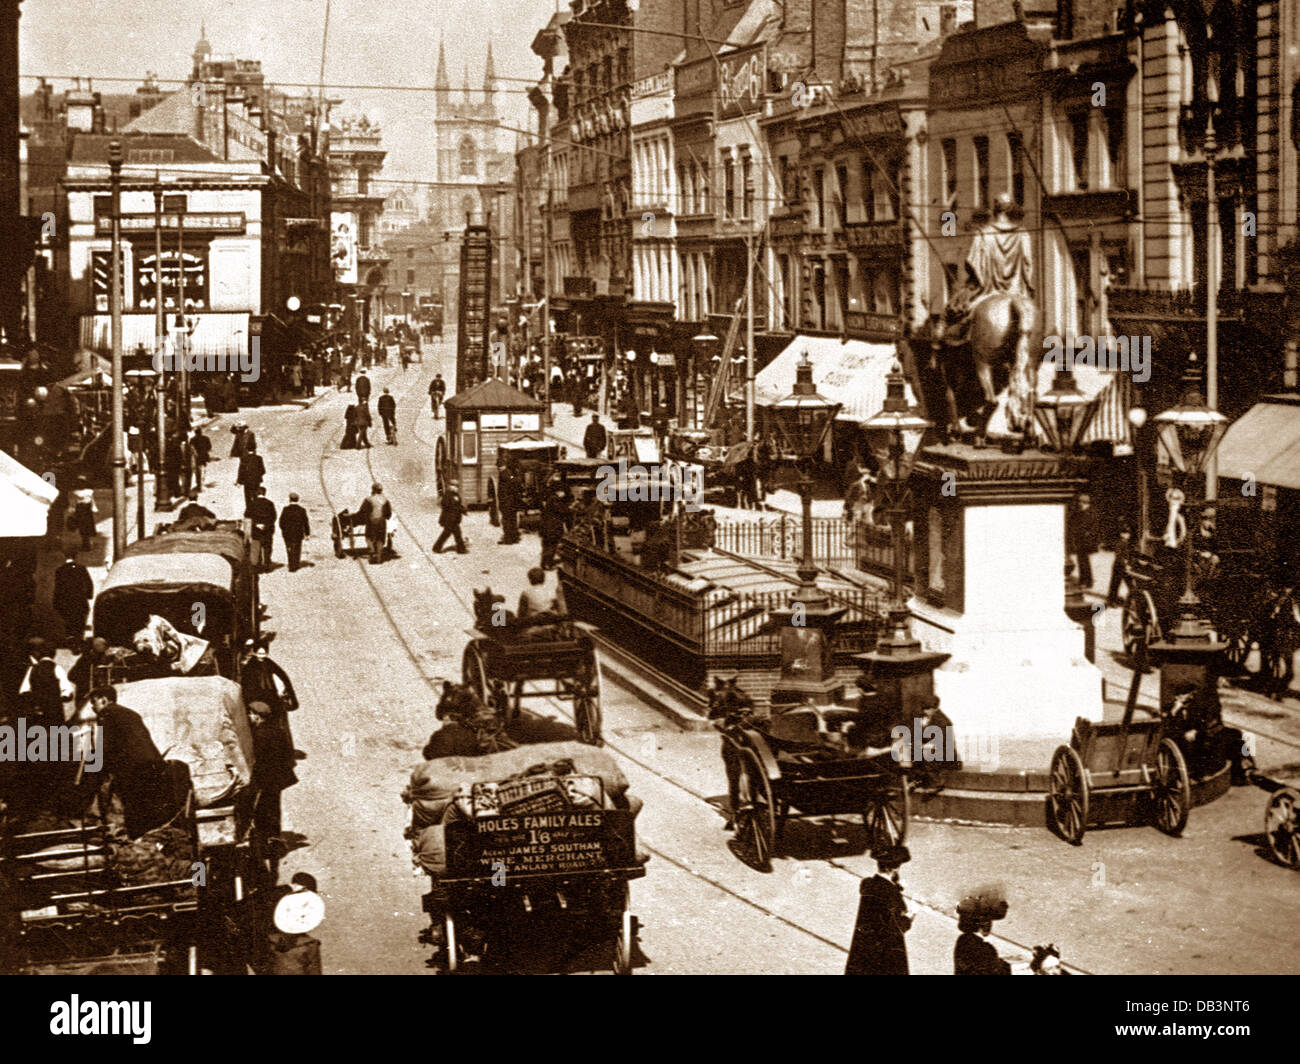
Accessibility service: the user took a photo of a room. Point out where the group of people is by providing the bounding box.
[341,373,400,449]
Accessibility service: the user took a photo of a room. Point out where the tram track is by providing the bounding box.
[308,361,1105,973]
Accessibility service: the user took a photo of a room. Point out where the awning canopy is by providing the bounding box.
[1216,399,1300,490]
[754,335,913,422]
[0,450,59,537]
[80,313,251,359]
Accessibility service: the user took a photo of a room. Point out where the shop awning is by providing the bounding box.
[0,449,59,537]
[79,313,251,359]
[1216,399,1300,490]
[755,335,912,422]
[981,360,1133,450]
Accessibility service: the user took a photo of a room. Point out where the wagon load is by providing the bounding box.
[116,676,254,807]
[403,741,630,829]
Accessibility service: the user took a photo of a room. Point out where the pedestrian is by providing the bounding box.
[241,638,299,749]
[571,371,584,417]
[378,387,398,445]
[19,637,74,726]
[1106,516,1134,608]
[69,479,97,551]
[177,490,216,524]
[400,347,410,372]
[583,413,608,459]
[844,845,913,975]
[539,485,570,570]
[735,452,757,510]
[1068,492,1100,590]
[236,439,266,510]
[432,486,468,554]
[429,373,446,418]
[247,698,298,845]
[245,487,277,572]
[954,889,1012,975]
[354,402,372,449]
[230,421,255,459]
[68,636,112,705]
[164,430,184,500]
[82,686,177,839]
[191,427,211,484]
[755,437,776,510]
[354,372,371,404]
[497,460,521,545]
[358,482,392,565]
[279,492,311,572]
[52,550,94,650]
[342,404,359,450]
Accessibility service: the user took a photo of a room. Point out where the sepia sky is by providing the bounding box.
[19,0,566,182]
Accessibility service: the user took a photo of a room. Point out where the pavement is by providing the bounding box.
[48,344,1300,974]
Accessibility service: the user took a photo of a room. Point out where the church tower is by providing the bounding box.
[484,41,496,102]
[435,35,450,117]
[191,22,212,79]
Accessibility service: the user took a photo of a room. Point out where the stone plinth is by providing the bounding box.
[905,443,1104,745]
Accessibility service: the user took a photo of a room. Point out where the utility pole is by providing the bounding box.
[1204,90,1220,505]
[541,105,552,423]
[745,230,755,439]
[153,173,168,509]
[109,141,126,558]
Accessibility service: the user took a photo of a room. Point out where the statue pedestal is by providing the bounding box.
[906,444,1104,748]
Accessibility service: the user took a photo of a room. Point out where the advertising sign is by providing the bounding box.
[717,44,766,119]
[331,211,358,285]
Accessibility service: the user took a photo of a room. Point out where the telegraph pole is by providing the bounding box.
[745,231,755,439]
[153,173,168,508]
[109,141,126,558]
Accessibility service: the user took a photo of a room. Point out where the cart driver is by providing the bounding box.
[517,566,567,626]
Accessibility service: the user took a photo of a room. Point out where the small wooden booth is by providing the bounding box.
[436,378,546,509]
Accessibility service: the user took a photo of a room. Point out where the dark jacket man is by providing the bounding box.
[582,416,608,459]
[354,374,372,403]
[191,428,212,470]
[69,637,112,702]
[236,447,266,508]
[358,485,392,564]
[279,494,311,571]
[246,490,277,570]
[377,389,397,444]
[52,555,94,648]
[88,690,176,838]
[433,488,467,553]
[497,464,522,545]
[539,490,571,569]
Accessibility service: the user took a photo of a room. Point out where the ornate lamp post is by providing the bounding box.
[690,328,719,429]
[768,352,843,706]
[1152,354,1228,647]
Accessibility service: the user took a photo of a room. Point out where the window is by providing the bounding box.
[835,164,849,228]
[1103,108,1124,187]
[813,167,825,229]
[406,247,414,259]
[407,268,416,285]
[779,253,793,328]
[742,154,754,219]
[779,155,795,206]
[835,258,850,326]
[1068,111,1089,189]
[459,135,477,177]
[698,162,709,214]
[723,154,735,219]
[812,262,826,328]
[973,136,990,209]
[677,164,688,213]
[941,139,958,209]
[1007,132,1025,205]
[862,160,875,222]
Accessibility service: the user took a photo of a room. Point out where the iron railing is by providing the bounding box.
[712,514,855,569]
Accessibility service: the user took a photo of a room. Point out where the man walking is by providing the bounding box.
[497,460,521,545]
[279,492,311,572]
[429,373,446,418]
[539,485,570,570]
[354,401,373,449]
[1068,492,1100,590]
[432,486,468,554]
[358,482,392,565]
[354,371,371,404]
[583,413,608,459]
[52,551,94,650]
[236,439,266,510]
[844,845,913,975]
[190,427,211,483]
[378,387,398,445]
[246,487,277,572]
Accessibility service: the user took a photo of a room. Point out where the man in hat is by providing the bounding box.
[190,426,212,484]
[354,399,373,449]
[432,486,468,554]
[19,637,74,726]
[236,438,266,510]
[245,487,277,572]
[844,845,913,975]
[429,373,446,417]
[377,387,398,445]
[357,483,392,565]
[354,371,371,405]
[496,457,522,545]
[52,551,94,650]
[279,493,311,572]
[242,640,299,752]
[83,686,176,838]
[955,890,1012,975]
[583,413,608,459]
[538,484,571,570]
[177,491,216,524]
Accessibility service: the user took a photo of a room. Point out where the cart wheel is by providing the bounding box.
[1222,622,1253,674]
[612,884,633,975]
[462,641,490,704]
[1122,590,1159,661]
[574,652,603,746]
[735,747,776,871]
[1049,745,1089,845]
[1152,738,1191,837]
[864,775,910,851]
[1265,787,1300,869]
[444,911,458,973]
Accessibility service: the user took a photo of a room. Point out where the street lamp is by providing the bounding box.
[1152,354,1228,646]
[768,352,844,706]
[861,362,931,652]
[690,328,719,429]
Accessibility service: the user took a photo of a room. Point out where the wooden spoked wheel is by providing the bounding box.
[444,911,458,973]
[1122,590,1159,660]
[461,642,489,702]
[573,649,603,746]
[1221,623,1253,674]
[734,748,776,872]
[461,643,509,752]
[864,775,910,851]
[1049,745,1089,845]
[1265,787,1300,869]
[1152,738,1191,836]
[611,884,633,975]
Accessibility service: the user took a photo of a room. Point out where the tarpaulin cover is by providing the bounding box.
[100,552,234,594]
[115,676,254,807]
[0,449,58,537]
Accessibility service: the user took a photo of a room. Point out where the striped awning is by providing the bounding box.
[79,313,251,359]
[1079,370,1135,452]
[755,335,913,422]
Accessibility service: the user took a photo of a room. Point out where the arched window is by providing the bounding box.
[459,135,477,176]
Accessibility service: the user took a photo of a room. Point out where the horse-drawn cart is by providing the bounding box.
[458,615,604,749]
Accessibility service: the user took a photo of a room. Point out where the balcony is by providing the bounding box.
[1041,188,1136,222]
[1107,285,1246,324]
[769,208,806,240]
[844,220,903,252]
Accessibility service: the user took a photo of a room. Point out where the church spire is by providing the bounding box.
[462,62,471,102]
[483,40,496,100]
[435,34,449,113]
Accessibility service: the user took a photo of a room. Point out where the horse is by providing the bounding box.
[428,680,512,756]
[472,587,515,632]
[931,292,1038,445]
[707,677,758,832]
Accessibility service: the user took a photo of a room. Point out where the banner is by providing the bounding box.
[331,211,358,285]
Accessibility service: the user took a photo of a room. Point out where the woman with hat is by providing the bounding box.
[844,845,913,975]
[955,887,1012,974]
[241,639,299,753]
